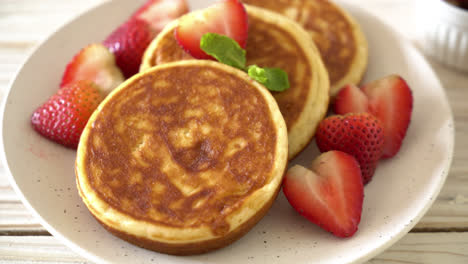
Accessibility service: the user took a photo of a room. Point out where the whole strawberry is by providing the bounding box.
[103,18,156,78]
[315,113,385,184]
[31,81,103,149]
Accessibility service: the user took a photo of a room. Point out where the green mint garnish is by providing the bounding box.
[247,65,268,83]
[201,33,246,70]
[248,65,290,92]
[200,33,290,92]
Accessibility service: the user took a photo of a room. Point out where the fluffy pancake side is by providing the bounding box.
[242,0,368,96]
[76,60,288,255]
[141,5,330,159]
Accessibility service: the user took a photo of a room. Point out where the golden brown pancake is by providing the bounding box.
[242,0,368,96]
[76,60,288,255]
[141,5,330,159]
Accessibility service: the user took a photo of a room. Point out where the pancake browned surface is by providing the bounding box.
[76,60,288,255]
[141,5,329,159]
[242,0,368,96]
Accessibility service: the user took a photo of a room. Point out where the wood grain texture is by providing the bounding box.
[1,233,468,263]
[369,233,468,264]
[0,236,91,263]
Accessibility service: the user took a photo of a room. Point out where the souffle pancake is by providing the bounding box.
[141,5,330,159]
[76,60,288,255]
[242,0,368,96]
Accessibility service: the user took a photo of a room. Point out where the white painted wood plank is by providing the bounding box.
[0,166,18,202]
[0,0,104,12]
[0,233,467,263]
[0,236,91,263]
[368,233,468,264]
[0,0,107,46]
[0,202,44,232]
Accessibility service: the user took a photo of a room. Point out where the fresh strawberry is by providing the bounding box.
[175,0,248,59]
[283,151,364,238]
[315,113,385,184]
[60,44,124,96]
[333,75,413,158]
[132,0,189,33]
[31,81,103,149]
[362,76,413,158]
[333,84,369,114]
[103,19,156,78]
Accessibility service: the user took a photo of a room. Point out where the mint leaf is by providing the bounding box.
[200,33,290,92]
[248,65,290,92]
[247,65,268,83]
[200,33,246,70]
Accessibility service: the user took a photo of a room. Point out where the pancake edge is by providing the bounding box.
[75,60,288,255]
[245,5,330,159]
[140,5,330,160]
[327,0,369,96]
[140,18,179,73]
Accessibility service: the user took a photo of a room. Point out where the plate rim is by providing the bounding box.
[337,1,455,262]
[0,0,129,263]
[0,1,455,263]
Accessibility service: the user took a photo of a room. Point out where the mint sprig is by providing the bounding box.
[248,65,290,92]
[200,33,246,70]
[200,33,290,92]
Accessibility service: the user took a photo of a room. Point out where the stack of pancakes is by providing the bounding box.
[242,0,368,96]
[76,0,367,256]
[141,5,331,160]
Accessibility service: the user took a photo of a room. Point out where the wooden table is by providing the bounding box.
[1,0,467,263]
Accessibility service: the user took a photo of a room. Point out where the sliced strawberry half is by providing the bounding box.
[103,18,156,78]
[175,0,249,59]
[60,44,124,96]
[333,75,413,158]
[132,0,189,33]
[363,76,413,158]
[283,151,364,238]
[333,84,369,114]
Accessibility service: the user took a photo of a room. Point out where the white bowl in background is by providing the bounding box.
[418,0,468,72]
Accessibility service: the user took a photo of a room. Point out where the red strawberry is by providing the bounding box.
[60,44,124,96]
[333,84,369,114]
[132,0,189,33]
[103,19,156,78]
[333,75,413,158]
[283,151,364,238]
[175,0,248,59]
[315,113,385,184]
[31,81,103,149]
[362,76,413,158]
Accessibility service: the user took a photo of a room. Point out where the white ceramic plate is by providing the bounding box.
[1,0,454,263]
